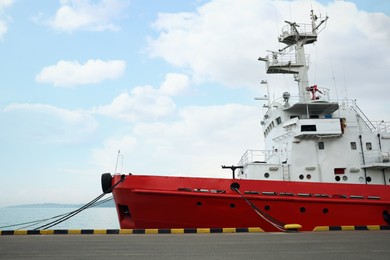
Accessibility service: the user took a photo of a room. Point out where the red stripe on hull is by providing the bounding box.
[111,175,390,232]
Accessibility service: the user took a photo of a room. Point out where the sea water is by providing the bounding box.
[0,207,120,230]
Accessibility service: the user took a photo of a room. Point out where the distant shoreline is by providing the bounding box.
[4,200,115,209]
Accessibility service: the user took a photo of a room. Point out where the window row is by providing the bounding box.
[318,141,372,150]
[264,116,282,137]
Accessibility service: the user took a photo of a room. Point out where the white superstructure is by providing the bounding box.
[237,11,390,185]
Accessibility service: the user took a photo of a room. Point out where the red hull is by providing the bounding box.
[110,174,390,232]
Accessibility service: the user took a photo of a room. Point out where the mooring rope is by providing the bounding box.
[0,175,125,230]
[33,193,107,230]
[0,196,114,230]
[232,187,286,232]
[34,176,125,230]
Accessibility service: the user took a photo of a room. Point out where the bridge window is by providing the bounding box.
[301,125,317,132]
[324,114,332,118]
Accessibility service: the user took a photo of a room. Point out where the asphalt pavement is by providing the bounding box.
[1,231,389,259]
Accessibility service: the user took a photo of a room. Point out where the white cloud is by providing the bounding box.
[147,0,390,120]
[94,86,176,122]
[0,20,6,37]
[94,72,190,122]
[91,0,390,178]
[90,69,260,176]
[91,135,138,174]
[148,0,276,88]
[91,103,260,176]
[3,103,97,143]
[0,0,13,6]
[160,73,190,96]
[0,0,13,39]
[49,0,129,32]
[36,59,126,87]
[306,1,390,117]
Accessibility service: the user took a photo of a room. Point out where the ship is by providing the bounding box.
[101,11,390,232]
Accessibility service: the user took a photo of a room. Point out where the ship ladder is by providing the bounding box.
[282,165,290,181]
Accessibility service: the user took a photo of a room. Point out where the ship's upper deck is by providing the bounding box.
[283,101,339,115]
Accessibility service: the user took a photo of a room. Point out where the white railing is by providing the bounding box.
[280,23,314,37]
[340,99,389,133]
[265,52,310,67]
[374,121,390,134]
[362,150,389,165]
[238,149,273,165]
[268,90,331,107]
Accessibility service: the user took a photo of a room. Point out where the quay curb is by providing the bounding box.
[2,226,390,235]
[0,227,264,235]
[313,225,390,231]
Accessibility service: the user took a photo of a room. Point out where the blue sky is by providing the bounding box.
[0,0,389,207]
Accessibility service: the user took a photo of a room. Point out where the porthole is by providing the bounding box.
[359,177,364,183]
[299,174,304,180]
[342,176,348,181]
[323,208,329,214]
[264,205,270,211]
[196,202,202,207]
[306,174,311,180]
[230,203,236,208]
[335,176,341,182]
[366,176,372,183]
[300,207,306,213]
[264,172,270,178]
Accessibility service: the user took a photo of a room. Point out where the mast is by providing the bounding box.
[258,10,328,103]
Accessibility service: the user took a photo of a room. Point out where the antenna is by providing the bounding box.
[114,150,121,174]
[342,61,348,100]
[254,80,270,107]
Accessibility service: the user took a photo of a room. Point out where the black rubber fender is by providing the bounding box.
[101,173,113,193]
[383,210,390,225]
